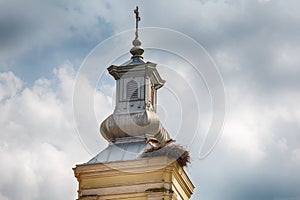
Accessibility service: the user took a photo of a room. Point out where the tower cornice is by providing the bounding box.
[107,62,165,88]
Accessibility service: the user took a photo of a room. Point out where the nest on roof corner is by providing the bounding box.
[139,143,190,167]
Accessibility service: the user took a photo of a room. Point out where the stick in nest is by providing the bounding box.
[139,142,190,167]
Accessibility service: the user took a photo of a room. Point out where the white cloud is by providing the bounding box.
[222,88,269,163]
[291,149,300,165]
[0,72,22,101]
[0,62,111,200]
[220,81,300,163]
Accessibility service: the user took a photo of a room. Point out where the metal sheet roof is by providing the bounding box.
[121,57,146,66]
[87,141,147,164]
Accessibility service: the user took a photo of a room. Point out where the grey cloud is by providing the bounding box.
[0,0,113,67]
[0,64,105,200]
[1,1,300,200]
[190,135,300,199]
[131,0,300,93]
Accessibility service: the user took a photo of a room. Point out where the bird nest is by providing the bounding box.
[139,143,190,167]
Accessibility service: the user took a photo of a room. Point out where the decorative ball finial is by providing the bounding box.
[130,6,144,58]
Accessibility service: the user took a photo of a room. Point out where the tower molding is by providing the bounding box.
[74,157,194,200]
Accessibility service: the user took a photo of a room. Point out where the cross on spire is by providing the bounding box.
[130,6,144,58]
[134,6,140,38]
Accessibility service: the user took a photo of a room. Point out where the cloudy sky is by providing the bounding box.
[1,0,300,200]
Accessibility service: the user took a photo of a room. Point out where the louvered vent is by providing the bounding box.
[127,80,138,100]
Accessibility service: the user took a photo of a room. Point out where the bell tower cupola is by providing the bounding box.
[101,6,169,144]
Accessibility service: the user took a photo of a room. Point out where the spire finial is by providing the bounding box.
[134,6,140,39]
[130,6,144,58]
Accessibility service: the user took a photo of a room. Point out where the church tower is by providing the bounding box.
[73,7,194,200]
